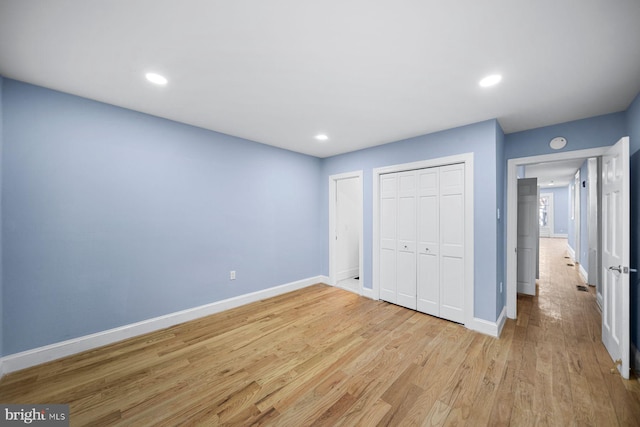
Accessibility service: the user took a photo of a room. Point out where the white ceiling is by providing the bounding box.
[1,1,639,158]
[524,158,587,188]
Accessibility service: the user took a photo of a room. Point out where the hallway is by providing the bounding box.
[513,237,640,425]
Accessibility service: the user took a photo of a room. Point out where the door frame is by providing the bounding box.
[506,147,609,318]
[372,152,475,328]
[329,171,364,294]
[572,170,581,263]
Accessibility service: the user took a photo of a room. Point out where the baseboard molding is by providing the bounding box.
[496,306,507,337]
[551,233,568,238]
[336,268,359,282]
[567,244,576,260]
[468,316,500,338]
[0,275,327,377]
[578,264,588,283]
[362,286,375,300]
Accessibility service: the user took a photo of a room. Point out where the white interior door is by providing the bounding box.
[438,164,465,323]
[517,178,538,296]
[396,171,417,310]
[417,167,440,316]
[379,173,397,303]
[336,177,360,284]
[601,137,630,379]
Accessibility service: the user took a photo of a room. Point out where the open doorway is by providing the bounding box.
[519,156,601,304]
[507,147,609,318]
[328,171,363,295]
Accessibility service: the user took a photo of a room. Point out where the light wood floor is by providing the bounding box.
[1,238,639,426]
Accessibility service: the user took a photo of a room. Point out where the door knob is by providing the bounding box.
[609,265,622,273]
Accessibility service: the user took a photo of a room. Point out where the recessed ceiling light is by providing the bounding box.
[315,134,329,141]
[145,72,168,85]
[479,74,502,87]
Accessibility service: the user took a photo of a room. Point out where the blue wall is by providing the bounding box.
[505,113,627,160]
[1,77,638,358]
[1,80,323,355]
[541,186,569,235]
[627,91,640,356]
[321,120,500,322]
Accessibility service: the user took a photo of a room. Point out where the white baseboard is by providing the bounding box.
[567,244,576,260]
[362,287,375,300]
[337,267,359,282]
[0,276,327,377]
[468,316,500,338]
[578,264,588,283]
[496,306,507,337]
[551,233,568,238]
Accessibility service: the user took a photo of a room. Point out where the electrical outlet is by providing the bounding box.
[500,282,503,293]
[230,270,236,280]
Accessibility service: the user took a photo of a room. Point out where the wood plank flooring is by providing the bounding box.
[1,238,639,426]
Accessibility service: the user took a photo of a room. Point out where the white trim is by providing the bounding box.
[336,267,359,282]
[328,171,364,296]
[361,287,375,300]
[506,147,609,319]
[372,153,475,329]
[468,317,500,337]
[496,306,508,337]
[567,244,576,260]
[551,233,568,238]
[578,264,588,283]
[0,276,327,376]
[596,292,603,311]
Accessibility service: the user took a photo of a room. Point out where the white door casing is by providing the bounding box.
[507,147,610,319]
[517,178,538,296]
[573,170,581,263]
[601,137,630,379]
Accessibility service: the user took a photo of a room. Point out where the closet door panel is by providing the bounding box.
[439,164,465,323]
[417,168,439,315]
[396,171,417,309]
[379,174,397,303]
[440,255,465,323]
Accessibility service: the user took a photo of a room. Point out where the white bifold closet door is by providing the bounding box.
[380,163,465,323]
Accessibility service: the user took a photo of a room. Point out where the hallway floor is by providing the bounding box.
[514,237,640,425]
